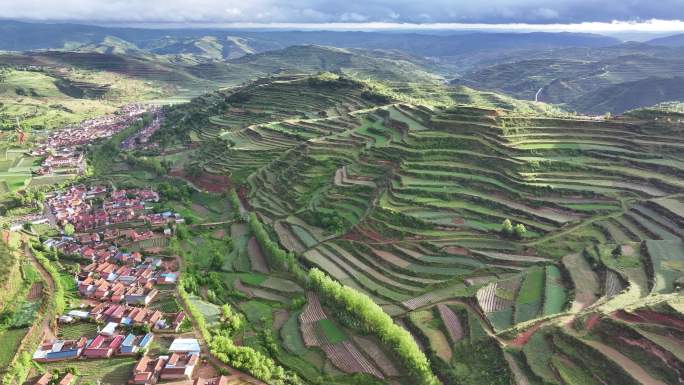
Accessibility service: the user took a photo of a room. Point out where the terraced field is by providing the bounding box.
[155,74,684,385]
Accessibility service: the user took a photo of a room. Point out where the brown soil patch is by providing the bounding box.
[169,169,232,193]
[27,282,43,300]
[237,186,252,211]
[443,246,470,255]
[272,309,289,331]
[191,203,211,217]
[197,361,219,379]
[212,229,226,238]
[583,313,602,332]
[247,236,269,273]
[343,225,397,243]
[621,244,635,256]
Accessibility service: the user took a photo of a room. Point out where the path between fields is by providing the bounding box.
[583,339,667,385]
[24,242,56,341]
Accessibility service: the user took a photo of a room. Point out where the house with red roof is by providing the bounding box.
[82,334,124,358]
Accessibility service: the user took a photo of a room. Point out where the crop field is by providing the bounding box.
[60,71,684,385]
[644,239,684,293]
[0,328,28,369]
[58,322,99,339]
[187,294,221,324]
[38,356,137,385]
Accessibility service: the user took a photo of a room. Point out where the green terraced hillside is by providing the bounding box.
[151,73,684,385]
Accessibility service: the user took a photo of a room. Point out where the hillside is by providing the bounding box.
[453,50,684,114]
[229,45,443,83]
[142,74,684,385]
[648,33,684,47]
[569,76,684,114]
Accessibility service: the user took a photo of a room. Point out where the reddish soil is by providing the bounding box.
[443,246,470,256]
[618,336,672,364]
[247,236,270,274]
[614,309,684,330]
[272,309,289,331]
[197,361,219,379]
[583,313,602,332]
[452,217,465,225]
[27,283,43,300]
[508,321,542,347]
[237,186,252,211]
[162,259,179,272]
[169,169,232,193]
[355,225,397,243]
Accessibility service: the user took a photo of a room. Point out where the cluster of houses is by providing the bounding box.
[121,107,163,150]
[33,331,153,362]
[131,340,200,384]
[75,259,178,304]
[46,185,164,230]
[60,303,186,332]
[31,104,149,176]
[43,185,182,257]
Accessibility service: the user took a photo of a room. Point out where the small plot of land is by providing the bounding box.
[37,356,138,385]
[0,328,28,370]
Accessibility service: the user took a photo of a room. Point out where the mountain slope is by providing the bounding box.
[648,33,684,47]
[453,49,684,113]
[570,76,684,114]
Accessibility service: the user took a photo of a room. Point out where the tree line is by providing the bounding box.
[308,268,440,385]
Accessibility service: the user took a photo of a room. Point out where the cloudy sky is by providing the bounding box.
[3,0,684,29]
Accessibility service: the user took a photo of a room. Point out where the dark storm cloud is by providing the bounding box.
[3,0,684,24]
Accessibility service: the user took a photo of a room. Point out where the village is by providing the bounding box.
[25,183,227,385]
[31,104,153,177]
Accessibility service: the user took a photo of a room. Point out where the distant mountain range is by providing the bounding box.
[1,19,684,114]
[0,20,619,59]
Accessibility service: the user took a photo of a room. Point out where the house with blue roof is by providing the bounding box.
[120,333,154,355]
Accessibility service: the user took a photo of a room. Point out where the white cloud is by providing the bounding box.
[2,0,684,25]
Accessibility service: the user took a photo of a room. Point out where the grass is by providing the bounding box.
[543,266,568,316]
[551,355,599,385]
[187,294,221,324]
[522,331,556,383]
[281,311,308,355]
[39,356,137,385]
[58,322,99,339]
[514,267,545,323]
[317,319,347,344]
[239,300,273,325]
[0,328,28,368]
[645,240,684,293]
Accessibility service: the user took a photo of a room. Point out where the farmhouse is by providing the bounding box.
[130,355,168,385]
[120,333,154,355]
[159,352,199,380]
[82,334,125,358]
[33,338,87,362]
[168,338,201,354]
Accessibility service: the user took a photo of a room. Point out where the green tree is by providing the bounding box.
[501,219,513,236]
[63,223,75,236]
[513,223,527,239]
